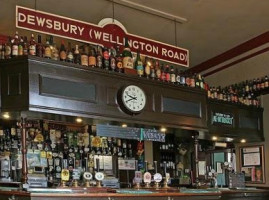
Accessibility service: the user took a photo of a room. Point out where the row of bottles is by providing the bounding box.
[0,32,207,91]
[208,85,261,107]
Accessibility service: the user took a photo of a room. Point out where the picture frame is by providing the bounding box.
[239,145,265,184]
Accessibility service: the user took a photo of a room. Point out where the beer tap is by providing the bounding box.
[153,161,162,189]
[162,161,170,189]
[143,161,151,188]
[133,160,142,189]
[95,157,104,187]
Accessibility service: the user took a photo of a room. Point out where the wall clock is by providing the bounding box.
[118,85,146,115]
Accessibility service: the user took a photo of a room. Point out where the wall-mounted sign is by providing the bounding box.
[96,124,165,142]
[212,112,234,126]
[16,6,189,67]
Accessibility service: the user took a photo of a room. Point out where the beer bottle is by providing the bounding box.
[59,40,67,61]
[74,45,81,64]
[36,35,44,57]
[122,37,133,69]
[135,51,144,77]
[66,42,74,63]
[11,31,19,57]
[81,45,89,66]
[103,47,110,70]
[44,37,52,59]
[88,46,96,67]
[170,66,176,84]
[115,46,123,73]
[109,47,116,71]
[96,46,103,68]
[28,33,36,56]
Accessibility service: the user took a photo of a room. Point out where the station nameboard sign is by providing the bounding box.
[16,6,189,67]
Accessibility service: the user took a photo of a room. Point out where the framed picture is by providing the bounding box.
[240,145,265,184]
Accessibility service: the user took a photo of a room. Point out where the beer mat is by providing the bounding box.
[115,189,155,194]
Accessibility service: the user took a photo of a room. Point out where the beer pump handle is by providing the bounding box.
[145,161,148,172]
[135,160,138,171]
[154,161,157,174]
[163,161,167,176]
[96,157,100,172]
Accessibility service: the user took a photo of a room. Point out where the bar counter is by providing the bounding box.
[1,187,269,200]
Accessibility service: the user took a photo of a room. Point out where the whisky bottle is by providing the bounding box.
[66,42,74,63]
[135,51,144,77]
[23,36,28,55]
[59,40,67,61]
[109,47,116,71]
[170,66,176,84]
[160,64,166,82]
[29,33,36,56]
[11,31,19,57]
[102,47,110,70]
[44,37,52,59]
[165,65,171,82]
[36,35,43,57]
[88,46,96,67]
[122,37,133,69]
[96,46,103,68]
[5,37,12,59]
[0,43,5,59]
[74,45,81,64]
[144,58,151,78]
[155,61,161,80]
[18,36,24,56]
[150,62,156,80]
[115,46,123,73]
[81,45,89,66]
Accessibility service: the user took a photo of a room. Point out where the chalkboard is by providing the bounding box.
[96,125,166,142]
[96,124,141,140]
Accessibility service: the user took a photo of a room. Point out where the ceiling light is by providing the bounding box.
[76,118,82,123]
[160,127,166,132]
[212,136,218,141]
[2,113,10,119]
[121,124,127,128]
[240,139,246,143]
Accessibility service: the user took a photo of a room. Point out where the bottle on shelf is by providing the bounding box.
[109,47,116,71]
[88,46,96,67]
[66,42,74,63]
[81,45,89,66]
[102,47,110,70]
[115,46,123,73]
[74,44,81,64]
[96,46,103,68]
[11,31,19,57]
[28,33,36,56]
[44,36,52,59]
[36,35,44,57]
[170,66,176,84]
[5,36,12,59]
[135,51,144,77]
[59,40,67,61]
[122,37,133,69]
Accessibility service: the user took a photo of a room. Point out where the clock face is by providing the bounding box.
[121,85,146,114]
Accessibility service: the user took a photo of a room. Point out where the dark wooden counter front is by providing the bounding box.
[1,188,269,200]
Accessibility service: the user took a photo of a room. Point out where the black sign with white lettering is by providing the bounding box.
[96,125,165,142]
[212,112,234,126]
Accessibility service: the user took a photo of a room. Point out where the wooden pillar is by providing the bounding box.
[20,116,28,184]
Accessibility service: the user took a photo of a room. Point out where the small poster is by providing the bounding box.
[118,159,136,170]
[243,152,260,166]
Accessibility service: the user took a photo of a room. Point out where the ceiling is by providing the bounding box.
[0,0,269,69]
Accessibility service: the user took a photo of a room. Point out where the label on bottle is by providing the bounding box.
[265,81,269,88]
[29,45,36,55]
[12,45,18,56]
[67,52,74,62]
[18,45,23,56]
[166,73,170,82]
[156,69,161,79]
[89,56,96,66]
[5,46,11,56]
[190,79,195,87]
[103,51,109,60]
[44,47,52,58]
[117,60,123,69]
[81,55,89,66]
[171,74,176,83]
[60,51,67,60]
[0,130,3,136]
[180,76,185,85]
[136,61,144,76]
[96,56,102,68]
[145,65,150,76]
[123,57,133,69]
[110,57,116,70]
